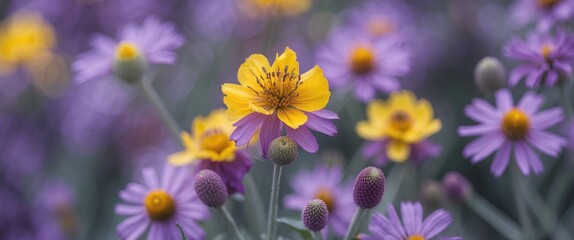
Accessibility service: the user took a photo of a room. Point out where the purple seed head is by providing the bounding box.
[353,166,385,209]
[193,169,228,208]
[302,199,329,232]
[442,171,471,203]
[268,136,298,166]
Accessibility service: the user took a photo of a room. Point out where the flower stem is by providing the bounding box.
[217,207,245,240]
[512,166,533,240]
[243,173,266,237]
[266,164,283,240]
[314,231,323,240]
[465,190,521,239]
[136,76,183,147]
[343,207,367,240]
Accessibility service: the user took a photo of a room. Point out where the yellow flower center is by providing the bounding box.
[253,65,302,110]
[314,187,335,212]
[368,17,394,37]
[390,111,413,132]
[502,108,530,141]
[540,43,554,59]
[0,12,55,67]
[115,42,140,61]
[537,0,561,8]
[199,130,233,155]
[144,190,176,221]
[407,234,426,240]
[350,46,376,74]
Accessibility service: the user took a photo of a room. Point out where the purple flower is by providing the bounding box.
[317,29,410,102]
[458,89,566,176]
[114,164,209,240]
[509,0,574,32]
[504,30,574,88]
[73,16,184,83]
[362,202,454,240]
[283,164,355,238]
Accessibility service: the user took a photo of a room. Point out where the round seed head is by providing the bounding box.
[302,199,329,232]
[268,136,298,166]
[193,169,228,208]
[353,166,385,209]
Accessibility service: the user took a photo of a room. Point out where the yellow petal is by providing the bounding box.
[222,83,260,120]
[292,65,330,112]
[237,54,272,92]
[271,47,299,76]
[356,121,385,140]
[249,102,274,115]
[168,151,196,166]
[277,107,308,129]
[412,99,433,123]
[386,140,410,162]
[366,100,390,121]
[181,132,195,150]
[389,90,416,113]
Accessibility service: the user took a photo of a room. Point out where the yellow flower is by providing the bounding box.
[356,91,441,162]
[239,0,311,18]
[222,47,330,129]
[169,109,238,165]
[0,12,55,74]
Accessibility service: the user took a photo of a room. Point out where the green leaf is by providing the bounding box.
[276,218,313,240]
[176,223,187,240]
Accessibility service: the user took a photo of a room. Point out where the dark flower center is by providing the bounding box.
[350,46,376,74]
[501,108,530,141]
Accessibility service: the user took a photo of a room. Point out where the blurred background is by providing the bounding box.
[0,0,573,239]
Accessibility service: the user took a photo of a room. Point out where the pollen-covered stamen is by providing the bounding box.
[407,234,426,240]
[540,43,554,60]
[250,65,302,110]
[350,46,376,74]
[115,41,140,61]
[502,108,530,141]
[199,129,233,154]
[537,0,561,9]
[144,190,176,221]
[314,187,336,212]
[390,111,413,132]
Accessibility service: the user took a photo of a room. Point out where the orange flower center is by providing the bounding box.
[251,65,301,110]
[540,43,554,59]
[314,187,335,212]
[537,0,561,8]
[502,108,530,141]
[390,111,413,132]
[115,41,140,61]
[200,129,233,155]
[350,46,376,74]
[144,190,176,221]
[407,234,426,240]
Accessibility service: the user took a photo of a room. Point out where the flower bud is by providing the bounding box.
[474,57,507,92]
[420,180,444,210]
[113,42,147,83]
[268,136,298,166]
[353,166,385,209]
[193,169,228,208]
[442,171,471,203]
[302,199,329,232]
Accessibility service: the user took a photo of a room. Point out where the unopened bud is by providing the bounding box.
[420,180,444,210]
[353,166,385,209]
[302,199,329,232]
[113,42,147,83]
[268,136,298,166]
[193,170,228,208]
[474,57,507,92]
[442,171,471,203]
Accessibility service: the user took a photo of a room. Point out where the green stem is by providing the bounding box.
[217,207,245,240]
[522,180,572,240]
[314,231,323,240]
[548,165,574,212]
[243,173,266,237]
[266,164,282,240]
[512,166,533,240]
[560,83,573,119]
[137,76,183,146]
[465,191,521,239]
[343,207,367,240]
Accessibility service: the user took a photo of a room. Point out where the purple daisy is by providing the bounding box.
[73,16,184,83]
[361,201,455,240]
[283,164,355,238]
[114,164,209,240]
[458,89,566,176]
[504,29,574,88]
[509,0,574,32]
[317,29,410,102]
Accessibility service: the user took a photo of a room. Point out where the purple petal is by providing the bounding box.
[495,89,513,113]
[517,92,543,115]
[514,142,531,175]
[305,111,337,136]
[523,144,544,175]
[491,141,511,177]
[310,109,339,119]
[230,112,266,146]
[117,213,149,240]
[527,130,566,157]
[401,202,423,235]
[387,204,407,239]
[531,108,564,130]
[421,209,452,238]
[260,115,282,158]
[286,125,319,153]
[142,167,159,189]
[115,204,144,215]
[464,134,505,163]
[458,124,499,136]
